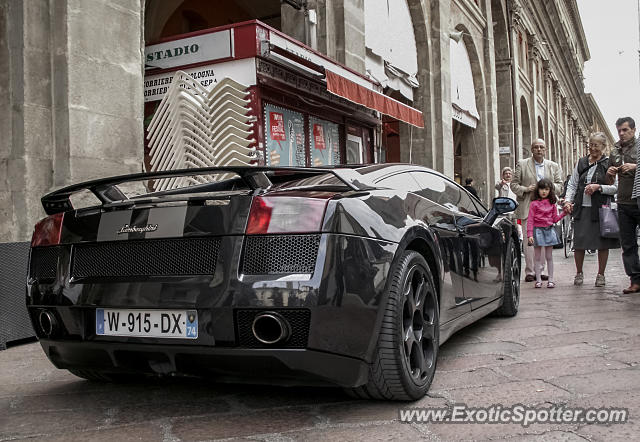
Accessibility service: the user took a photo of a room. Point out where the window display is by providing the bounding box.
[264,103,305,167]
[309,117,340,166]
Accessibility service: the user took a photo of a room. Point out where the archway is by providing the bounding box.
[144,0,282,42]
[366,0,418,163]
[452,25,488,198]
[537,116,545,140]
[520,96,531,153]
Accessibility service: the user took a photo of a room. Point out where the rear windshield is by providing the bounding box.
[269,172,346,190]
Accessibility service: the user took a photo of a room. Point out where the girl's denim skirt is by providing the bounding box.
[533,225,560,246]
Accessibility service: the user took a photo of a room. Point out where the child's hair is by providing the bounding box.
[533,178,557,204]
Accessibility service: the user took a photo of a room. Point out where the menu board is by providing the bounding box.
[264,103,305,166]
[309,116,340,166]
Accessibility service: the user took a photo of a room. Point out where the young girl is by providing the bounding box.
[527,178,568,288]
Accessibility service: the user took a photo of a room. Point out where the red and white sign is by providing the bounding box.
[270,112,286,141]
[313,124,326,150]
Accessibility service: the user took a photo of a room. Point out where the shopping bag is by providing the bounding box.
[599,204,619,238]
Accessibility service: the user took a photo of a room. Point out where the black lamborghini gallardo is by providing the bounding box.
[27,164,519,400]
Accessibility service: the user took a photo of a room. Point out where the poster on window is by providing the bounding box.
[309,117,340,166]
[264,103,305,166]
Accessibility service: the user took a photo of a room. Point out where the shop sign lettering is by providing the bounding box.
[270,112,286,141]
[145,30,232,71]
[146,44,200,64]
[313,124,326,150]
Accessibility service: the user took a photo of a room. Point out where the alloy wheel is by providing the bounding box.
[401,264,437,383]
[510,244,520,309]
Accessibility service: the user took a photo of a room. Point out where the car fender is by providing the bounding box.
[363,224,443,363]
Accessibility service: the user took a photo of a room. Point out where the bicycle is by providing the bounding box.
[564,216,574,258]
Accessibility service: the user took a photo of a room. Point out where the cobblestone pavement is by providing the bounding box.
[2,250,639,441]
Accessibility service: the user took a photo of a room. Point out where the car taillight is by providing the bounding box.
[246,196,329,234]
[31,213,64,247]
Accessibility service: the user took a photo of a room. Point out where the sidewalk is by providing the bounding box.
[1,249,639,441]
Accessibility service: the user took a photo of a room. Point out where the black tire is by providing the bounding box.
[346,251,439,401]
[495,238,520,317]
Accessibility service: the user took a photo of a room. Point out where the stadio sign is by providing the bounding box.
[145,30,232,71]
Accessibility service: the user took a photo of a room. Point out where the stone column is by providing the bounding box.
[399,0,434,172]
[508,4,523,161]
[315,0,364,73]
[481,0,501,204]
[543,63,552,160]
[429,0,454,177]
[0,0,144,243]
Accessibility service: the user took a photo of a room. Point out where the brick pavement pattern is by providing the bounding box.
[1,251,639,441]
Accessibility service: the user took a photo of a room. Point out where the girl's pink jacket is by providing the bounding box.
[527,199,567,238]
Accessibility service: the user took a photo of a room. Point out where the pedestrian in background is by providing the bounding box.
[564,132,619,287]
[527,179,568,288]
[496,166,522,240]
[495,167,516,199]
[609,117,640,293]
[511,138,564,282]
[464,178,479,199]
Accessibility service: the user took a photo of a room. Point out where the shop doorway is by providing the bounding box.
[453,119,475,185]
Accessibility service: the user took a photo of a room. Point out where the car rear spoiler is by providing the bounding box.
[41,166,377,215]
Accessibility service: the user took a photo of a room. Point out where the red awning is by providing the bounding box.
[325,70,424,128]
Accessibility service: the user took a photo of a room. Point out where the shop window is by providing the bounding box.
[264,103,306,167]
[346,134,363,163]
[345,125,371,164]
[309,116,340,166]
[261,100,374,168]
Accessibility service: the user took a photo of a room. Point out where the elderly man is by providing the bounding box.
[511,139,564,282]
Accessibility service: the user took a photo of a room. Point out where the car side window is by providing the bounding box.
[456,187,483,217]
[375,173,422,192]
[470,197,488,217]
[410,172,447,203]
[440,181,463,211]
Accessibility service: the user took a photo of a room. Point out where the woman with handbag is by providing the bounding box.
[564,132,619,287]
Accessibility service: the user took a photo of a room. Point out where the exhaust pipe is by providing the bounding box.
[252,312,291,344]
[38,310,59,338]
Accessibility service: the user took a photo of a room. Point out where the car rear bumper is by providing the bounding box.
[39,339,369,387]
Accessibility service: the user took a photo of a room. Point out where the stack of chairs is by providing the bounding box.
[147,71,256,191]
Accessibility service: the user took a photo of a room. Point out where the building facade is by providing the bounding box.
[1,0,611,243]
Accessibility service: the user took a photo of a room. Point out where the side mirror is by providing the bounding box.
[483,197,518,225]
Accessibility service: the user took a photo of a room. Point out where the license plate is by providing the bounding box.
[96,309,198,339]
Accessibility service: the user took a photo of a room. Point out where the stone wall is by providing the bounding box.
[0,0,144,243]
